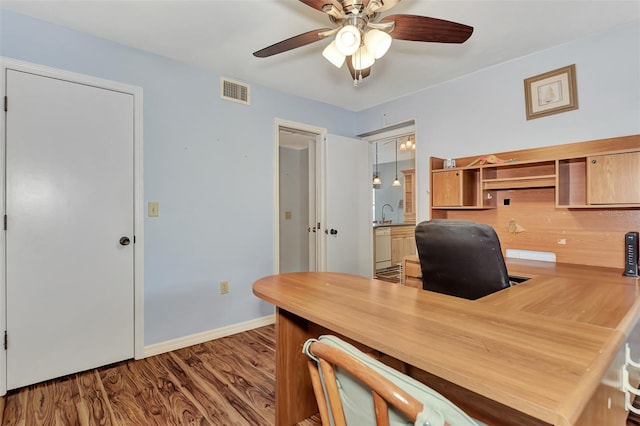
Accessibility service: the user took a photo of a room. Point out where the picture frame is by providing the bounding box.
[524,64,578,120]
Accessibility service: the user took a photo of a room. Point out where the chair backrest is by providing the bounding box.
[414,219,510,300]
[303,335,481,426]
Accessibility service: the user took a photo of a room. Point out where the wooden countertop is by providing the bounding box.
[253,265,639,425]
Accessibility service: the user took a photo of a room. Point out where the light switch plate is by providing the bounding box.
[148,201,159,217]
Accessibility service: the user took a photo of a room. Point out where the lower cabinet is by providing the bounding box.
[390,226,416,265]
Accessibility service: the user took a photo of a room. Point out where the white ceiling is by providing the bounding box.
[3,1,639,112]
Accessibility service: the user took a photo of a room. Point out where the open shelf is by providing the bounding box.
[483,175,556,190]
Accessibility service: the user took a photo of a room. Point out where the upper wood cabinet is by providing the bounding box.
[431,169,478,207]
[428,135,640,269]
[587,151,640,204]
[401,169,416,223]
[431,137,640,210]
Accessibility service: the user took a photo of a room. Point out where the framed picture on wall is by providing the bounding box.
[524,64,578,120]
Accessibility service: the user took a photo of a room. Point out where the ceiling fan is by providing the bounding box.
[253,0,473,86]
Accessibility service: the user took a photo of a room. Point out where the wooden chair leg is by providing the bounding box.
[307,359,331,426]
[373,391,391,426]
[318,358,348,426]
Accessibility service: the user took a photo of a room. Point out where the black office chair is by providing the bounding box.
[415,219,511,300]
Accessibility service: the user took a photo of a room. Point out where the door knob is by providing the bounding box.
[325,228,338,235]
[119,236,131,246]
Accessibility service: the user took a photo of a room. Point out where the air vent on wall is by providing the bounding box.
[221,77,250,105]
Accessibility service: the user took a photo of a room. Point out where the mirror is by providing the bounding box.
[372,135,416,225]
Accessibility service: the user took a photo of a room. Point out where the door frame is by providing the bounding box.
[0,57,145,395]
[274,118,326,274]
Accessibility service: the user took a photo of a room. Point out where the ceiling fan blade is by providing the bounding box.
[253,28,333,58]
[382,14,473,43]
[346,57,371,80]
[298,0,343,13]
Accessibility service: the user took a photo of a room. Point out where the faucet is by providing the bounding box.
[381,204,394,223]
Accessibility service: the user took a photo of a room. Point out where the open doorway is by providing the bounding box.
[361,122,417,284]
[371,134,416,226]
[276,121,323,273]
[276,120,373,277]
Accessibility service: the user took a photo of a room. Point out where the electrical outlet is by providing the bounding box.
[220,280,229,294]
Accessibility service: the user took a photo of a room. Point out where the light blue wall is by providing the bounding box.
[0,10,356,344]
[356,20,640,221]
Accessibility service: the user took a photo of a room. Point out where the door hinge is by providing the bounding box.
[4,96,7,112]
[3,215,6,230]
[4,331,7,350]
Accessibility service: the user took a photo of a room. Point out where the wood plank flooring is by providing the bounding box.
[1,325,321,426]
[3,323,638,425]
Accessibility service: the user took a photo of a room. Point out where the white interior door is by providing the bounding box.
[323,134,372,277]
[5,69,135,389]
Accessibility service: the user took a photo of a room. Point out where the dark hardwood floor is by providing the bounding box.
[1,324,321,425]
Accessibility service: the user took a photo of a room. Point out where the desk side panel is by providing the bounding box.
[275,308,317,425]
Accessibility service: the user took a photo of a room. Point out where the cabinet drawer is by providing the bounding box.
[404,258,421,279]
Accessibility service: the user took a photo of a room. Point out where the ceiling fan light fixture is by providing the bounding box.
[335,25,361,56]
[352,45,375,71]
[322,41,346,68]
[364,29,392,59]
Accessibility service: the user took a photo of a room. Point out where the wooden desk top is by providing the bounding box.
[253,265,639,426]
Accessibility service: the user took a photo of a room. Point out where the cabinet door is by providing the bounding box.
[401,169,416,223]
[432,170,463,206]
[587,152,640,204]
[403,236,416,257]
[391,237,404,265]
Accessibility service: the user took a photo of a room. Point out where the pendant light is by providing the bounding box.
[392,139,401,187]
[400,135,416,151]
[372,142,382,186]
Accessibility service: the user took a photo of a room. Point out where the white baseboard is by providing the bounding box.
[143,314,275,358]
